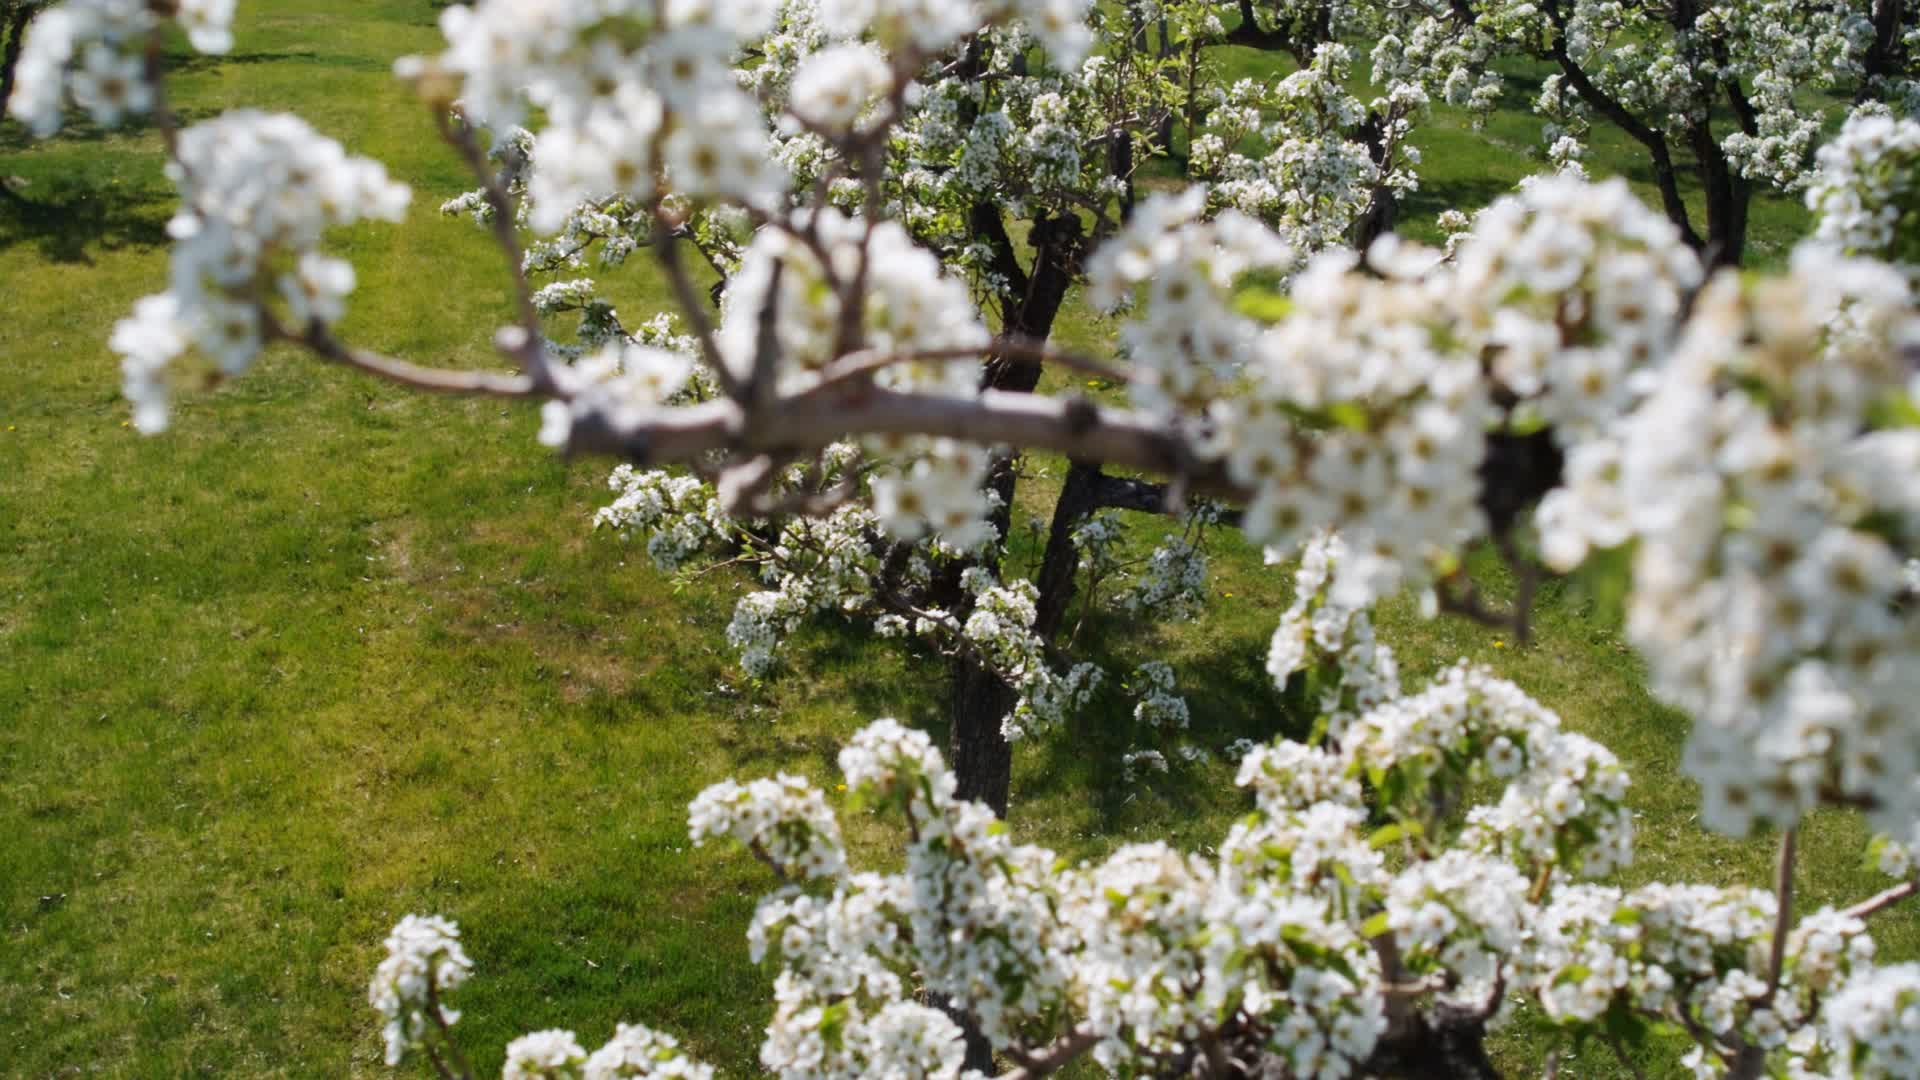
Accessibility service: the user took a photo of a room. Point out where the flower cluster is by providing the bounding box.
[1825,963,1920,1078]
[110,111,411,433]
[594,465,729,572]
[368,914,473,1067]
[1128,660,1189,731]
[1265,531,1401,741]
[1119,530,1210,619]
[1344,663,1634,878]
[1612,249,1920,834]
[1524,885,1876,1074]
[1222,244,1492,602]
[503,1030,589,1078]
[372,633,1920,1079]
[597,461,1106,736]
[1807,106,1920,285]
[1084,187,1294,417]
[1454,174,1701,442]
[1385,851,1530,1013]
[955,567,1103,740]
[6,0,233,136]
[1470,0,1866,191]
[1192,44,1420,254]
[688,773,849,879]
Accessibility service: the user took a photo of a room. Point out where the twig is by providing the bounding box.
[1763,828,1796,1003]
[654,207,740,397]
[434,108,555,393]
[279,323,540,398]
[747,260,785,412]
[1844,879,1918,920]
[141,25,180,160]
[423,1045,460,1080]
[746,839,792,882]
[424,977,476,1080]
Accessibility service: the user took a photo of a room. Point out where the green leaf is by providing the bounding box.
[1233,288,1294,322]
[1326,401,1370,433]
[1868,391,1920,429]
[817,1000,850,1050]
[1368,823,1407,850]
[1361,912,1393,939]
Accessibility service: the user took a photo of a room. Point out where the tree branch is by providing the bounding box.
[1844,879,1918,920]
[435,107,557,393]
[813,338,1135,390]
[1763,828,1796,1002]
[281,323,541,397]
[998,1028,1100,1079]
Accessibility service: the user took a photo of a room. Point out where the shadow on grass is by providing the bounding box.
[1014,609,1313,825]
[168,48,395,76]
[0,180,170,263]
[0,106,218,153]
[1402,173,1517,220]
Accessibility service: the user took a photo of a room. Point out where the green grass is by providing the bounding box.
[0,4,1908,1078]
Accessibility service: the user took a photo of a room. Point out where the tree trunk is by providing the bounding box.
[1357,1008,1504,1080]
[1155,15,1176,151]
[1691,123,1750,269]
[940,204,1084,818]
[947,654,1019,816]
[1032,461,1105,639]
[1351,109,1400,253]
[0,1,45,124]
[1862,0,1908,100]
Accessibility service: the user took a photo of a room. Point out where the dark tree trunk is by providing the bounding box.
[1351,109,1399,253]
[1862,0,1908,100]
[1032,461,1106,639]
[1358,1007,1504,1080]
[1691,122,1750,269]
[0,1,45,125]
[941,203,1085,818]
[1155,14,1176,151]
[947,654,1019,816]
[1032,465,1180,640]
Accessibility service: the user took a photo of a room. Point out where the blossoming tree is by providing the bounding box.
[1424,0,1905,267]
[14,0,1920,1074]
[430,0,1415,812]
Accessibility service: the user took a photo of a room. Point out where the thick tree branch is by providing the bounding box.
[999,1028,1100,1079]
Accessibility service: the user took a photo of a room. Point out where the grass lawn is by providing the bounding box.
[0,3,1907,1078]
